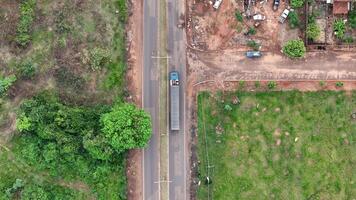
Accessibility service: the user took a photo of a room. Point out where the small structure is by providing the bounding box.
[329,0,351,15]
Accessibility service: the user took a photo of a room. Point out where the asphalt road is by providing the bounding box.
[142,0,160,199]
[167,0,188,199]
[143,0,187,199]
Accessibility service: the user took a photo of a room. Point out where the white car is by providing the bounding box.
[213,0,223,9]
[253,14,266,21]
[278,9,290,23]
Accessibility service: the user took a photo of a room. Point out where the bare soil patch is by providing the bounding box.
[125,0,144,199]
[187,0,301,51]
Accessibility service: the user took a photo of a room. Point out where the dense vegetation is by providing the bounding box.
[282,39,306,58]
[0,0,148,199]
[9,91,151,199]
[197,91,356,199]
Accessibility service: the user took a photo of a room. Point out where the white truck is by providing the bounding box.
[170,71,180,131]
[213,0,223,9]
[278,9,290,23]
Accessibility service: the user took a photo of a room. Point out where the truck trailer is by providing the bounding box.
[170,71,180,131]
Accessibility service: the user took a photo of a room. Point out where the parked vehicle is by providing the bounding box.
[246,51,262,58]
[253,14,266,21]
[169,71,180,131]
[278,9,290,23]
[273,0,280,10]
[213,0,223,9]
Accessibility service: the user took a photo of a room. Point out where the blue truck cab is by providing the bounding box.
[170,71,180,86]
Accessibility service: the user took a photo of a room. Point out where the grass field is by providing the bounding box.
[197,91,356,200]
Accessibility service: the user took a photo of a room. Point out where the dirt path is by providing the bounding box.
[125,0,143,199]
[188,50,356,83]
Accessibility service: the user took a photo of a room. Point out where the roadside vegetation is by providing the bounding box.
[0,0,149,199]
[197,91,356,199]
[282,39,306,58]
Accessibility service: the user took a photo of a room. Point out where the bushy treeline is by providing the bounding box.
[9,91,152,199]
[2,179,78,200]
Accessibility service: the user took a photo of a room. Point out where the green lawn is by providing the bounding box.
[197,91,356,200]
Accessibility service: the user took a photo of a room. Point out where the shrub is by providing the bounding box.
[235,11,243,22]
[267,81,277,89]
[247,40,260,50]
[306,23,321,41]
[348,10,356,29]
[16,60,37,79]
[224,104,232,111]
[319,81,326,87]
[15,0,36,46]
[282,39,306,58]
[343,36,354,43]
[16,113,32,132]
[239,81,245,89]
[291,0,304,8]
[0,75,17,96]
[333,19,346,39]
[288,11,300,29]
[335,81,344,87]
[5,179,24,198]
[89,47,110,71]
[54,68,85,92]
[254,81,261,88]
[247,27,256,35]
[308,13,316,24]
[54,12,71,34]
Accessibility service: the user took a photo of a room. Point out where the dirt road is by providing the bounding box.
[188,50,356,82]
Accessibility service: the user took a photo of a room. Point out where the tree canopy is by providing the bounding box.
[101,103,152,151]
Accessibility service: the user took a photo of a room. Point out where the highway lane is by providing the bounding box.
[167,0,187,199]
[142,0,160,199]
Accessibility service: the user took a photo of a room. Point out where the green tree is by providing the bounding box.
[101,104,152,151]
[333,19,346,39]
[306,23,320,40]
[282,39,306,58]
[288,11,300,29]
